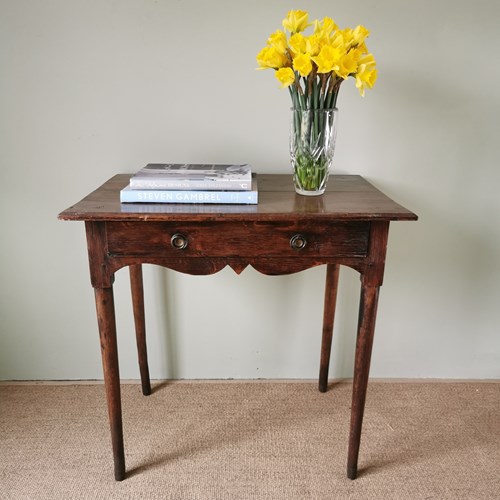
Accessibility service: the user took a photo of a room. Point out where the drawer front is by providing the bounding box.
[106,221,370,259]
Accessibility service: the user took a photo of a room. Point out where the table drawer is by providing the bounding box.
[106,221,370,258]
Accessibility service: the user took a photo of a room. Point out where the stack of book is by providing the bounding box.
[120,164,258,205]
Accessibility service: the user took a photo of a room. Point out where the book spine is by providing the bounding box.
[121,188,258,204]
[129,179,252,191]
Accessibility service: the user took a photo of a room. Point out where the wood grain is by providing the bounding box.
[59,174,418,222]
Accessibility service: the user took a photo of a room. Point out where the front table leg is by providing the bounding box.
[94,286,126,481]
[347,283,380,479]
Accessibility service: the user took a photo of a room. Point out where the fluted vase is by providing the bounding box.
[290,107,338,196]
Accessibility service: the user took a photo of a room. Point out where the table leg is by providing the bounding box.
[94,286,126,481]
[347,283,380,479]
[129,264,152,396]
[319,263,340,393]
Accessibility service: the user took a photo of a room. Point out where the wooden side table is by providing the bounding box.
[59,174,417,481]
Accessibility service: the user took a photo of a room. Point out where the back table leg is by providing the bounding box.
[129,264,152,396]
[319,264,340,393]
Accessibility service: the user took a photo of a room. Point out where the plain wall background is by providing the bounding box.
[1,0,499,380]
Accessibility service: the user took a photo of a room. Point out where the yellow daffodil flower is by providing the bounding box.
[355,54,377,96]
[275,67,295,88]
[256,46,289,70]
[314,17,337,37]
[267,30,288,54]
[336,49,361,79]
[312,45,342,74]
[355,68,377,96]
[304,34,321,57]
[352,25,370,46]
[330,31,347,51]
[289,33,306,55]
[282,10,310,34]
[293,53,313,77]
[358,53,376,69]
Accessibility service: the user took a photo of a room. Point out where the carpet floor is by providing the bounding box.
[0,381,499,500]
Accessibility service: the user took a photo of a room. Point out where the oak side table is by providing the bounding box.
[58,173,417,481]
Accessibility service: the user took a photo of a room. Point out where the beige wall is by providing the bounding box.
[1,0,499,380]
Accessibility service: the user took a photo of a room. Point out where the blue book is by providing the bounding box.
[120,178,258,205]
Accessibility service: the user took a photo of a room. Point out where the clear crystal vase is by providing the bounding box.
[290,108,338,196]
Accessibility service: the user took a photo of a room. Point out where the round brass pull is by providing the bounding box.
[290,234,307,250]
[171,233,188,250]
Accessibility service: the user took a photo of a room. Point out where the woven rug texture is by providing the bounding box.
[0,381,499,500]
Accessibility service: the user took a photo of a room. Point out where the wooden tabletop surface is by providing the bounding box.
[58,174,418,222]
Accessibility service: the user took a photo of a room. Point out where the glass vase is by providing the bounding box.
[290,107,338,196]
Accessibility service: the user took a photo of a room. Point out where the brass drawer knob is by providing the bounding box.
[290,234,307,250]
[171,233,188,250]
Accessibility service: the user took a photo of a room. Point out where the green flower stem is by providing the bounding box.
[289,87,300,139]
[294,152,329,192]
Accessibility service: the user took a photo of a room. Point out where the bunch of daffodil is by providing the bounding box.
[256,10,377,109]
[256,10,377,194]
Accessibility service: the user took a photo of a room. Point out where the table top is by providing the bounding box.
[58,174,417,223]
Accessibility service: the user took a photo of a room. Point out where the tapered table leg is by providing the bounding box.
[94,286,126,481]
[347,284,380,480]
[129,264,151,396]
[319,264,340,393]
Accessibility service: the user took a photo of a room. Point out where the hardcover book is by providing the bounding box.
[129,163,252,190]
[120,178,258,205]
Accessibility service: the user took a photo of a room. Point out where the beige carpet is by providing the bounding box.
[0,381,499,500]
